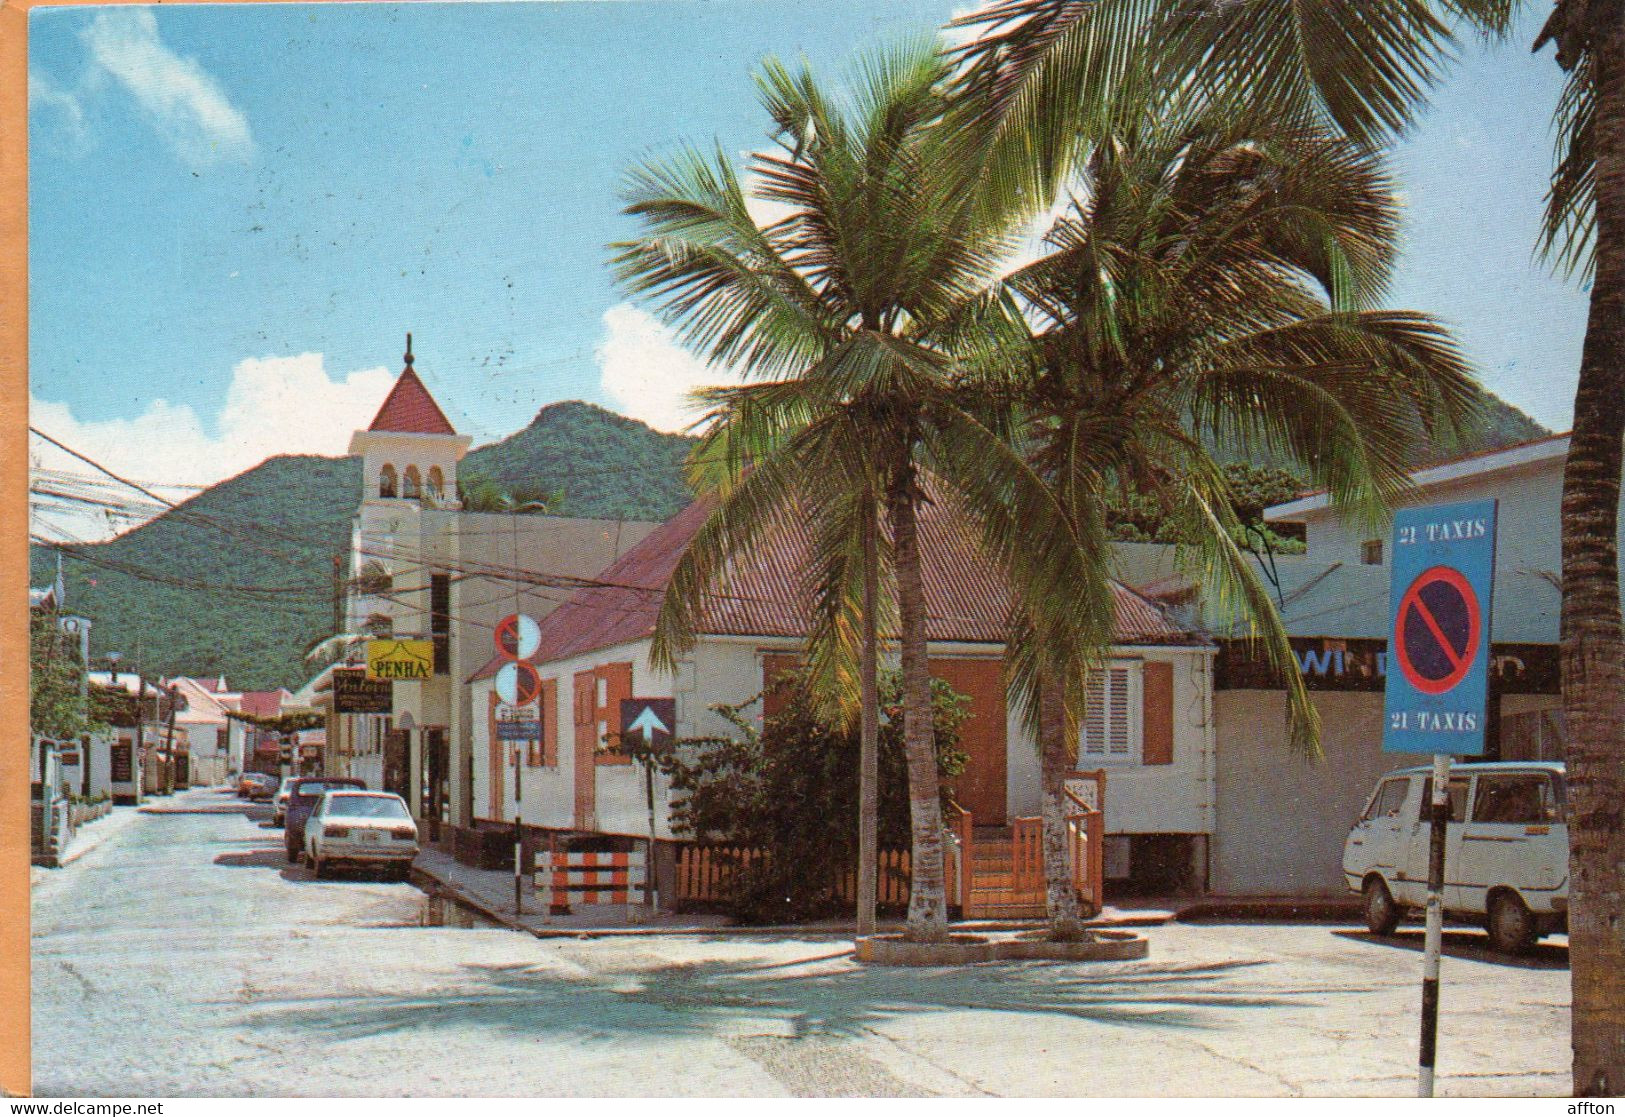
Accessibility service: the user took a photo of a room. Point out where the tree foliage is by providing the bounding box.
[29,613,105,742]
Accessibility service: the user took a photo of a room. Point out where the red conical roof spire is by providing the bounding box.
[367,333,457,435]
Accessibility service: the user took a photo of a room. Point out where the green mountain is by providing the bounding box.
[30,402,698,691]
[29,394,1549,692]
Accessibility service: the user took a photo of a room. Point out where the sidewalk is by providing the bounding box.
[411,846,1176,938]
[28,800,146,886]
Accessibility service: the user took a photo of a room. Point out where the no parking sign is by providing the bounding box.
[1382,499,1497,755]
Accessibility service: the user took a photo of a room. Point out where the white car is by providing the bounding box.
[1343,761,1568,954]
[303,790,419,881]
[272,776,298,826]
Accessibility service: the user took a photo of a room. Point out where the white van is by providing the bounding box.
[1343,761,1567,954]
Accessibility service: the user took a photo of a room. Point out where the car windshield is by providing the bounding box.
[325,796,409,820]
[296,783,333,797]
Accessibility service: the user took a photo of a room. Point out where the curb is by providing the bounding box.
[411,859,1175,940]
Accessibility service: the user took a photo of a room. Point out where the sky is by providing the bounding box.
[27,1,1587,542]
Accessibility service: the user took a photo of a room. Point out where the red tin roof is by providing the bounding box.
[368,367,457,435]
[470,489,1192,681]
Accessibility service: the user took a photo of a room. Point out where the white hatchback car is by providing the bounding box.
[303,790,419,881]
[1343,761,1568,953]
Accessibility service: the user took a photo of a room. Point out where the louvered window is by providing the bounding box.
[1079,662,1141,764]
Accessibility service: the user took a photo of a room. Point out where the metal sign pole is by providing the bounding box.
[513,737,523,917]
[1418,751,1450,1097]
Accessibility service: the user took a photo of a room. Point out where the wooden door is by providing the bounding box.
[486,692,505,819]
[929,658,1007,824]
[573,670,597,828]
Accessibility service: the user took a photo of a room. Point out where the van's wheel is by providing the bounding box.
[1487,891,1536,955]
[1363,876,1400,936]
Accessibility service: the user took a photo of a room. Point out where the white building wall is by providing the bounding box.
[1212,689,1432,895]
[1003,647,1216,834]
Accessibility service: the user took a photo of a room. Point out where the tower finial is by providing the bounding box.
[404,332,414,368]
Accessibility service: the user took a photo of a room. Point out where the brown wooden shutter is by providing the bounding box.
[573,670,597,827]
[1141,661,1174,766]
[596,662,635,765]
[486,691,504,819]
[540,677,558,767]
[761,653,802,720]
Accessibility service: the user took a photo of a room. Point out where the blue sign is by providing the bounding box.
[1382,499,1498,754]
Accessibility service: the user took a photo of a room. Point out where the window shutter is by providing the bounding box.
[1080,663,1141,762]
[1141,661,1174,765]
[597,662,634,765]
[540,677,558,767]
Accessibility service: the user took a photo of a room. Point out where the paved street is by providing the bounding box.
[31,789,1571,1097]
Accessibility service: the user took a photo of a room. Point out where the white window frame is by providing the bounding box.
[1078,660,1143,766]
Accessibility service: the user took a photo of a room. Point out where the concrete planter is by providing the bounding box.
[998,929,1148,961]
[855,934,996,965]
[857,929,1149,965]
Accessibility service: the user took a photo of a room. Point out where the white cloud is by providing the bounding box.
[28,69,89,152]
[31,354,394,542]
[79,9,254,168]
[596,303,747,433]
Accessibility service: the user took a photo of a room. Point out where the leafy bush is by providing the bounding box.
[635,668,968,923]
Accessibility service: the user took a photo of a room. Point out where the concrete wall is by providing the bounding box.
[1212,689,1431,895]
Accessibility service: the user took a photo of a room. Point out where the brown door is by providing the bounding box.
[930,658,1007,825]
[487,692,505,819]
[573,670,597,828]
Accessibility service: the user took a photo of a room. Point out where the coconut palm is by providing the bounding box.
[613,40,1100,943]
[950,1,1624,1089]
[995,104,1479,938]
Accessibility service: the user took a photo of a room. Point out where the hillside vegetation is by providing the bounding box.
[30,395,1548,691]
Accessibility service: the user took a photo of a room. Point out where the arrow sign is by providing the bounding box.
[620,697,675,748]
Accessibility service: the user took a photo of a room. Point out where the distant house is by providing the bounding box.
[165,676,238,787]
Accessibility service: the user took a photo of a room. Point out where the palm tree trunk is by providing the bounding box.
[889,469,949,942]
[1038,671,1086,940]
[1563,4,1625,1095]
[856,495,880,937]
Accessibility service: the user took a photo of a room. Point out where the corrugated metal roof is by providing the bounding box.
[470,490,1194,680]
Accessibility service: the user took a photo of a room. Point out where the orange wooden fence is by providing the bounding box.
[675,844,960,908]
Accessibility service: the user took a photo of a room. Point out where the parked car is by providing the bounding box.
[271,777,299,826]
[283,777,366,862]
[1344,761,1568,954]
[241,772,279,801]
[304,791,418,880]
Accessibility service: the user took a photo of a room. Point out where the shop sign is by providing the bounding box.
[333,667,393,714]
[1215,637,1557,695]
[367,639,434,681]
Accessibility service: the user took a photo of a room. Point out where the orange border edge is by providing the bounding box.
[3,0,31,1098]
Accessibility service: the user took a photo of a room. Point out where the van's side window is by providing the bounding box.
[1365,779,1409,821]
[1473,773,1562,824]
[1418,776,1471,823]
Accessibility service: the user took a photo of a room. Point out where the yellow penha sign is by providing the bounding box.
[366,639,434,681]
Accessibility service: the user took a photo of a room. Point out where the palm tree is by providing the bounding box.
[950,0,1623,1090]
[613,40,1097,943]
[1000,103,1478,939]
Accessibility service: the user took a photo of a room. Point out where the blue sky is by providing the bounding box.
[27,1,1586,539]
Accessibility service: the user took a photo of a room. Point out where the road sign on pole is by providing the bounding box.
[1383,500,1498,756]
[494,613,540,660]
[1382,498,1497,1098]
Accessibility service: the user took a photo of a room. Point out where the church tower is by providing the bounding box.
[348,333,470,508]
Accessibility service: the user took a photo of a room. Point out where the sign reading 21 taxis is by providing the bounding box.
[1382,499,1498,755]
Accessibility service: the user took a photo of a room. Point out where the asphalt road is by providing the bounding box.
[30,788,1572,1097]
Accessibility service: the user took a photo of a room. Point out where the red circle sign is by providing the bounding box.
[1394,565,1482,696]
